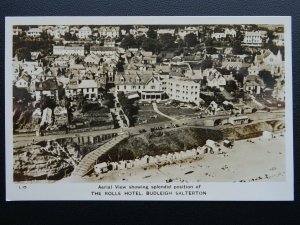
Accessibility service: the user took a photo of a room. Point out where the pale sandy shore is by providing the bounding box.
[71,131,286,183]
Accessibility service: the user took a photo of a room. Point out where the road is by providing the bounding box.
[13,110,285,149]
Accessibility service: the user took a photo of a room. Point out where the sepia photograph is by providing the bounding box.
[5,16,293,200]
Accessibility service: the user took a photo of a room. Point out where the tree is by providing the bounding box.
[205,37,213,47]
[184,33,198,47]
[206,47,217,54]
[259,70,276,89]
[147,28,157,39]
[15,47,31,61]
[116,60,125,72]
[64,32,72,41]
[135,35,147,48]
[141,38,159,52]
[234,67,248,86]
[71,33,78,41]
[76,92,85,111]
[120,34,137,49]
[40,95,56,111]
[232,40,244,55]
[201,59,213,70]
[159,33,175,50]
[40,31,50,40]
[225,80,238,92]
[13,85,31,103]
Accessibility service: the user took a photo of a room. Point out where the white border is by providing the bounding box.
[5,16,294,201]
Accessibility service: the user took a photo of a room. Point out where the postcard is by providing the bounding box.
[5,16,293,200]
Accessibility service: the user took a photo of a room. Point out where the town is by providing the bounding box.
[12,24,286,182]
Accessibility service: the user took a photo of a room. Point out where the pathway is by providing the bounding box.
[72,133,129,177]
[152,103,178,121]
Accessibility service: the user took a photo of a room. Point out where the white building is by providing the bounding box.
[162,77,201,104]
[207,74,226,91]
[224,28,236,37]
[53,45,85,56]
[243,75,265,95]
[53,25,69,39]
[98,26,120,38]
[26,27,42,38]
[35,79,59,102]
[211,28,236,40]
[243,31,263,47]
[78,26,92,39]
[66,79,98,100]
[15,75,31,88]
[157,29,175,38]
[130,26,149,37]
[90,46,118,60]
[178,26,199,39]
[115,71,166,101]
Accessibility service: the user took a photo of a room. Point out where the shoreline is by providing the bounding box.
[83,131,285,183]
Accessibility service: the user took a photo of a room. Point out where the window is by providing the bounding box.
[124,85,126,90]
[151,86,155,90]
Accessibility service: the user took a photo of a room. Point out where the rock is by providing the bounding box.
[14,141,78,181]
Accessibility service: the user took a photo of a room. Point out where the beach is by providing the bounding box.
[86,132,285,183]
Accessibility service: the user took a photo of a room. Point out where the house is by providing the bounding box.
[130,26,149,37]
[272,78,285,101]
[254,49,282,67]
[90,46,117,56]
[53,45,85,56]
[141,51,157,64]
[13,27,22,35]
[15,74,31,88]
[98,26,120,38]
[78,26,92,39]
[65,79,98,100]
[53,56,71,67]
[84,54,101,65]
[273,32,284,46]
[207,74,226,91]
[32,108,42,118]
[104,39,115,47]
[162,77,201,105]
[221,59,243,70]
[157,29,175,38]
[224,28,236,37]
[53,25,69,39]
[30,51,42,60]
[178,26,198,39]
[243,75,265,94]
[115,70,166,101]
[53,106,68,125]
[22,65,44,78]
[211,32,226,40]
[26,27,42,38]
[69,26,79,35]
[105,67,116,83]
[242,31,263,47]
[35,78,59,101]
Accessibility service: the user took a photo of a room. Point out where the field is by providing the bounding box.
[157,105,199,120]
[135,104,170,125]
